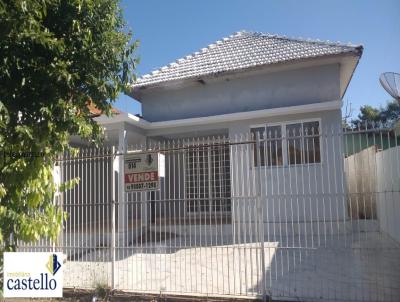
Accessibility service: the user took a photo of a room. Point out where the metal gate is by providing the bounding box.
[19,126,400,301]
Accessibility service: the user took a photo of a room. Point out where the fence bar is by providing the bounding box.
[16,126,400,302]
[255,132,267,301]
[111,146,116,289]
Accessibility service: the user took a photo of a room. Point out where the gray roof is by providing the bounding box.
[132,31,363,90]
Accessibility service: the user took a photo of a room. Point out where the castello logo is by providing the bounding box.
[3,252,63,298]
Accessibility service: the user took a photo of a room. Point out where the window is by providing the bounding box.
[252,120,321,166]
[302,121,321,164]
[251,126,283,166]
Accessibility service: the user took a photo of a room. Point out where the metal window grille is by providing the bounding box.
[185,143,231,214]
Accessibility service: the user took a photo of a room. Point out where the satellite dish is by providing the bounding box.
[380,72,400,101]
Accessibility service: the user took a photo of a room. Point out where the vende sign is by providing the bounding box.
[124,152,165,191]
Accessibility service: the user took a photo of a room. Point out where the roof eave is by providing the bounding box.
[339,46,363,99]
[96,99,342,131]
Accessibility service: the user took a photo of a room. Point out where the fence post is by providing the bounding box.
[255,133,267,301]
[111,146,116,290]
[117,127,127,243]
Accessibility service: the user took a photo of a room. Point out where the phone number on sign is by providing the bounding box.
[126,182,158,191]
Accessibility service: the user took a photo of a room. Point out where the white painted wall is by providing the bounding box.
[376,146,400,243]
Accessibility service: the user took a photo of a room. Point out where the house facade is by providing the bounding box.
[90,31,362,234]
[36,32,400,301]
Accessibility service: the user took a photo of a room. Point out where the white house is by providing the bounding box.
[74,31,363,236]
[41,31,400,302]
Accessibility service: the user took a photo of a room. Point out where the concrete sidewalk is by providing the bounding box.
[64,231,400,301]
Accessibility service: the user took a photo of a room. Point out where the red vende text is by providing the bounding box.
[125,171,158,183]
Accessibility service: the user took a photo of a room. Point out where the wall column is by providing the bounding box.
[116,124,127,239]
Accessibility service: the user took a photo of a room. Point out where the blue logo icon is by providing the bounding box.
[46,254,61,276]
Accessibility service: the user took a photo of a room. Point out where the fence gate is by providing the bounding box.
[19,127,400,301]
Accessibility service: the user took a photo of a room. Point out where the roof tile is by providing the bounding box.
[132,31,363,89]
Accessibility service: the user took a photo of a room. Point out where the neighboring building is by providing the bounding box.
[88,31,363,230]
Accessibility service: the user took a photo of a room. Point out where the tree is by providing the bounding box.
[351,100,399,128]
[352,105,381,127]
[380,100,400,126]
[0,0,138,277]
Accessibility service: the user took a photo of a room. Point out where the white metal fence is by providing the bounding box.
[19,125,400,301]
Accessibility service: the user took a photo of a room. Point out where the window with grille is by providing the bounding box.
[251,125,283,167]
[185,143,231,213]
[252,120,321,166]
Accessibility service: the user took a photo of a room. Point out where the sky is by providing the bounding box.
[115,0,400,118]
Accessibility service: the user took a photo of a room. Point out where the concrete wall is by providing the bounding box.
[141,64,340,122]
[340,144,400,244]
[376,146,400,244]
[344,146,377,219]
